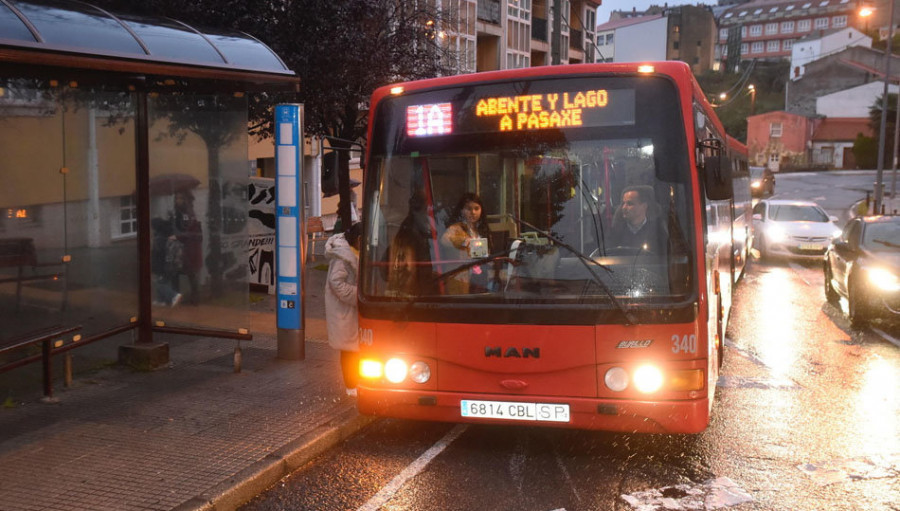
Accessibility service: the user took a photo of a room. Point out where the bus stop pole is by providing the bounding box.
[274,104,306,360]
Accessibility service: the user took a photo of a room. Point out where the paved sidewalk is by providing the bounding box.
[0,262,374,511]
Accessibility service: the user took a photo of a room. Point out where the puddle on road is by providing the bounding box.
[797,454,900,486]
[621,477,753,510]
[717,375,800,390]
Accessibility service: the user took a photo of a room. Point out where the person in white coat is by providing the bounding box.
[324,222,362,396]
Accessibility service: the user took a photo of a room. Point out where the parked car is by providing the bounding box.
[750,166,775,197]
[824,215,900,328]
[752,199,841,260]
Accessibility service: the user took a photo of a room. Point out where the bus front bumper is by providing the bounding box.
[356,388,711,434]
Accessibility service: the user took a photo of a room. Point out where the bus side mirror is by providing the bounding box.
[699,139,733,200]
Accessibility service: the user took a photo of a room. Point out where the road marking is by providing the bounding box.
[788,261,812,286]
[870,327,900,348]
[357,424,467,511]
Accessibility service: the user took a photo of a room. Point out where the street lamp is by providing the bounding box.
[748,84,756,116]
[874,0,896,214]
[860,5,873,34]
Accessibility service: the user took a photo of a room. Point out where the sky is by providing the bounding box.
[596,0,701,25]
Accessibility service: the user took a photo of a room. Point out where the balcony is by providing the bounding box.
[532,17,548,42]
[477,0,501,24]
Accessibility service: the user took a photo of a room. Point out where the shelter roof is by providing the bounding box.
[0,0,297,89]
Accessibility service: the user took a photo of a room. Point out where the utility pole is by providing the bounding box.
[551,0,562,65]
[874,0,896,214]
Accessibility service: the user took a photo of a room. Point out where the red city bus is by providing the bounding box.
[356,62,743,433]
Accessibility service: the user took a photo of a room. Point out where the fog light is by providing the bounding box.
[360,359,383,379]
[409,361,431,383]
[384,358,408,383]
[633,365,664,393]
[605,367,629,392]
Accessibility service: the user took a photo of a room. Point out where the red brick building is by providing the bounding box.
[747,111,819,171]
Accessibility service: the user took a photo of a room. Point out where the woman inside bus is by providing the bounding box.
[440,193,495,294]
[387,191,436,297]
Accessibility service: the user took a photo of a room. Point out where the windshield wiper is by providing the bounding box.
[511,216,635,325]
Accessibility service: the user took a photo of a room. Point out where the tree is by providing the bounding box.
[95,0,457,230]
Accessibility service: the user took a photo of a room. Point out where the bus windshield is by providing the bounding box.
[361,75,695,308]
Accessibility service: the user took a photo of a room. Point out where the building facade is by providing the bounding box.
[597,5,717,73]
[716,0,871,69]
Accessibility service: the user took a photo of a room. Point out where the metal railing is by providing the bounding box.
[477,0,501,24]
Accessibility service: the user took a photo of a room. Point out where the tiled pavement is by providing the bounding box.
[0,263,374,511]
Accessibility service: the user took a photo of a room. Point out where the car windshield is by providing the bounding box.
[863,221,900,250]
[769,204,828,222]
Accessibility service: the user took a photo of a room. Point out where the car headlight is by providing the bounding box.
[766,224,787,242]
[751,181,762,189]
[867,267,900,292]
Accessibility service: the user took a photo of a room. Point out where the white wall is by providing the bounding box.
[615,17,667,62]
[791,27,871,80]
[816,82,900,117]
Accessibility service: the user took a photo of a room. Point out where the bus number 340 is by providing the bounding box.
[672,334,697,354]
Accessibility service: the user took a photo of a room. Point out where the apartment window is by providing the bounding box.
[606,33,614,44]
[832,15,847,28]
[741,43,749,54]
[783,39,794,51]
[720,28,728,39]
[798,19,811,31]
[765,23,778,35]
[770,122,783,137]
[750,25,762,36]
[814,17,828,29]
[117,195,137,238]
[781,21,795,33]
[767,40,780,52]
[751,41,764,53]
[741,26,747,37]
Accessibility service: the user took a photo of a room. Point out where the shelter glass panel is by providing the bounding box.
[0,81,139,343]
[148,93,250,332]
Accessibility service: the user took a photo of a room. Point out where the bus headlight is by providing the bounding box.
[633,365,664,393]
[409,361,432,383]
[604,367,629,392]
[384,358,408,383]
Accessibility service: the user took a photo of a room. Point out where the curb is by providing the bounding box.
[173,409,377,511]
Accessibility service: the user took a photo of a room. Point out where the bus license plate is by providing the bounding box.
[460,400,570,423]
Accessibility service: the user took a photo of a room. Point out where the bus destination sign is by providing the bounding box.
[406,88,634,137]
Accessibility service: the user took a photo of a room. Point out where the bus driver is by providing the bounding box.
[608,185,667,255]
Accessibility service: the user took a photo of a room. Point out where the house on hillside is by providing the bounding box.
[786,45,900,116]
[810,118,874,169]
[790,27,871,80]
[747,111,818,171]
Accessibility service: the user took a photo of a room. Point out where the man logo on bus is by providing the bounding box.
[484,346,541,358]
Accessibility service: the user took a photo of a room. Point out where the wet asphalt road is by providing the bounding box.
[241,171,899,511]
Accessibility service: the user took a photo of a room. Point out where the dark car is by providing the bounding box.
[750,166,775,197]
[824,215,900,328]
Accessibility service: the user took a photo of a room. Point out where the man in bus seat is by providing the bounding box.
[607,185,668,255]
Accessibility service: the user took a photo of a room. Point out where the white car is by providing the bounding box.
[752,199,841,260]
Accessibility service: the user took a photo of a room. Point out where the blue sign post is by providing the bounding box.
[274,104,305,360]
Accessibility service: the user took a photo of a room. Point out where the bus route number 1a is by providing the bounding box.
[671,334,697,354]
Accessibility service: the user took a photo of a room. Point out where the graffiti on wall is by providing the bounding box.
[248,178,276,294]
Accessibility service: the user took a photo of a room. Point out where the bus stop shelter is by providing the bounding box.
[0,0,299,372]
